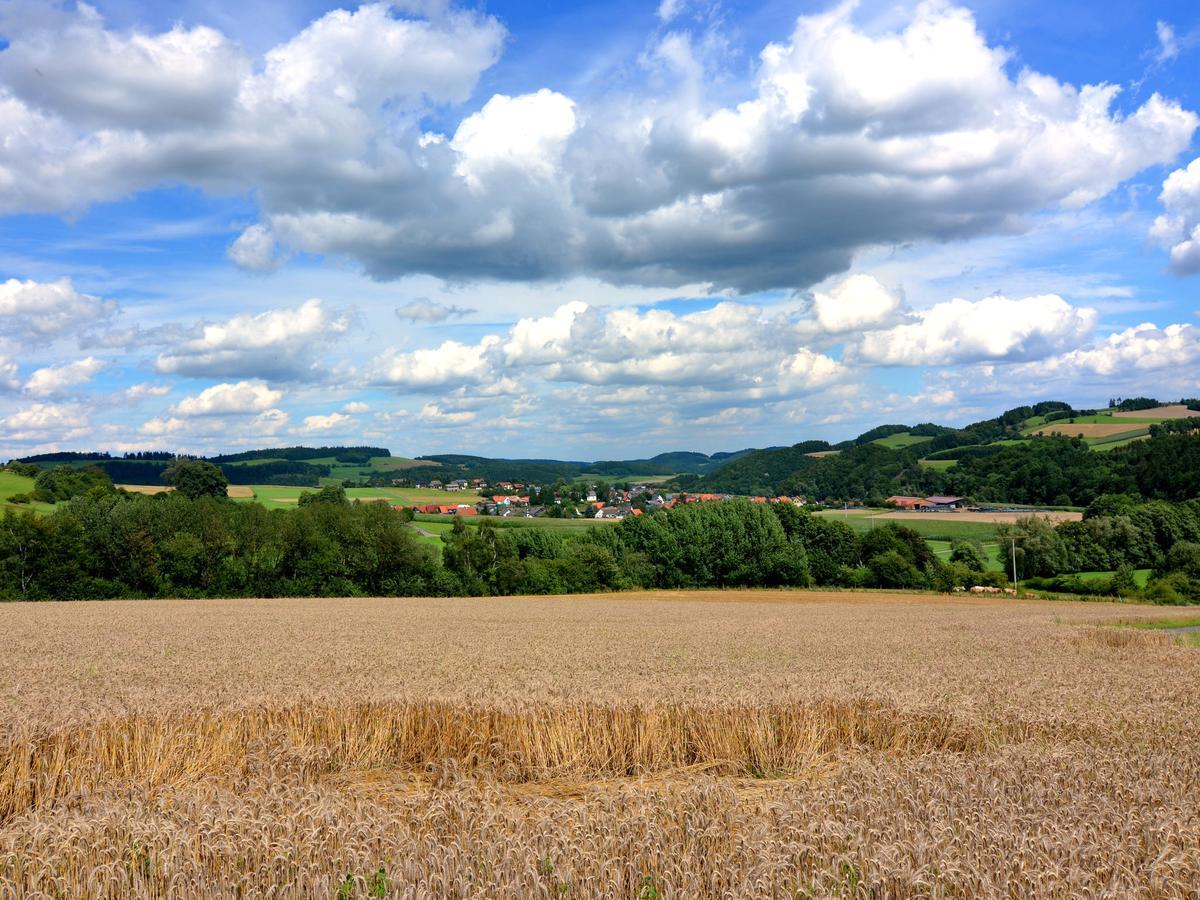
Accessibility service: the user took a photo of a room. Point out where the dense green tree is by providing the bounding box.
[298,485,348,506]
[949,539,986,571]
[32,465,112,503]
[997,516,1069,579]
[866,551,924,589]
[163,460,230,500]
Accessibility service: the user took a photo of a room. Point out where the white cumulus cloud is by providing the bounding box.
[299,412,352,432]
[154,299,351,380]
[0,278,117,344]
[171,380,284,416]
[24,356,105,397]
[1151,156,1200,275]
[227,224,285,272]
[855,294,1097,365]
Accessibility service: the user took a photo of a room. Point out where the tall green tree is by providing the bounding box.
[163,459,229,500]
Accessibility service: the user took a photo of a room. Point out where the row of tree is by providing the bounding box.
[1,479,1011,600]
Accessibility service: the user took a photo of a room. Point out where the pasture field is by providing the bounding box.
[1021,405,1194,449]
[0,591,1197,897]
[870,432,933,449]
[242,485,476,509]
[0,471,54,514]
[815,508,1081,542]
[917,457,957,470]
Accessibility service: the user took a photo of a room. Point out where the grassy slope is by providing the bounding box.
[871,432,933,450]
[918,458,957,470]
[0,471,55,514]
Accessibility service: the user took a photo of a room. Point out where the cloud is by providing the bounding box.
[371,336,502,389]
[1156,21,1180,64]
[1151,157,1200,274]
[1026,321,1200,378]
[854,294,1097,365]
[371,298,844,397]
[395,297,477,322]
[809,275,903,333]
[342,401,370,413]
[154,299,351,380]
[418,403,476,425]
[0,355,19,392]
[449,89,577,186]
[171,380,284,416]
[123,383,171,401]
[138,415,187,437]
[657,0,686,24]
[0,5,249,132]
[0,402,89,441]
[227,224,285,272]
[23,356,105,397]
[299,412,352,432]
[0,278,118,344]
[0,2,1192,293]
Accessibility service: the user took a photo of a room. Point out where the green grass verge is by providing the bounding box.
[1117,617,1200,630]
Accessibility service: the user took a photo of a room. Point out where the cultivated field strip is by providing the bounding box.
[1,592,1199,897]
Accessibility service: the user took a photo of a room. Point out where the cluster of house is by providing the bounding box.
[884,495,967,511]
[402,482,809,521]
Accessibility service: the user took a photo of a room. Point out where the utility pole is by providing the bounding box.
[1011,537,1018,587]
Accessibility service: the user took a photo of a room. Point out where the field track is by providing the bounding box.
[2,591,1198,897]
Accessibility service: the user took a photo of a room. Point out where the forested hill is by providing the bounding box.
[687,400,1200,507]
[7,446,757,489]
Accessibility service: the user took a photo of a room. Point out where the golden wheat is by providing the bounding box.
[1,591,1198,898]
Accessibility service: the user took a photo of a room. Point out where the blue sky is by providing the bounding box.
[0,0,1198,460]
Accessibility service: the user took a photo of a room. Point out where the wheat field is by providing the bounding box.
[1,591,1198,898]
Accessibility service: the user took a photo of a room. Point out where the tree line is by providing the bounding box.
[1,466,1010,600]
[1001,495,1200,603]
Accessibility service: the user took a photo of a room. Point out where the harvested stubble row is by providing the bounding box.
[1,591,1199,898]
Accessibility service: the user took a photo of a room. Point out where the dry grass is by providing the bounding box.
[117,484,257,499]
[1,591,1198,897]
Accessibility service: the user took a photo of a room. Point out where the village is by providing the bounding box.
[402,476,809,520]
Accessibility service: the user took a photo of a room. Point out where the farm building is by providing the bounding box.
[886,496,931,510]
[924,495,964,510]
